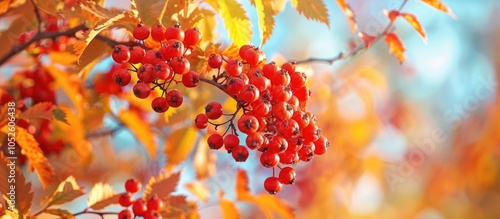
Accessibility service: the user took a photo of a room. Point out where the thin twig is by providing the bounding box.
[294,0,410,65]
[30,0,42,32]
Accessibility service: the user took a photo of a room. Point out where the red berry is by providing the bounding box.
[166,89,183,108]
[165,23,184,41]
[125,179,142,193]
[313,135,329,155]
[119,192,134,207]
[155,61,173,80]
[279,150,299,164]
[133,83,151,99]
[271,85,292,102]
[195,113,209,129]
[184,27,202,45]
[112,45,130,63]
[159,40,185,60]
[245,132,264,150]
[291,110,310,130]
[151,24,166,42]
[262,61,278,78]
[129,46,146,64]
[278,167,296,184]
[181,70,199,87]
[208,54,223,68]
[251,99,271,117]
[226,59,243,76]
[272,101,294,121]
[276,119,300,138]
[147,195,164,211]
[138,63,156,83]
[205,102,223,120]
[132,199,148,216]
[290,71,307,89]
[264,177,282,194]
[144,210,162,219]
[272,69,291,86]
[268,135,288,153]
[226,77,245,96]
[118,209,134,219]
[243,48,262,66]
[207,133,224,150]
[302,122,321,142]
[232,145,249,162]
[142,50,163,65]
[239,44,254,59]
[281,61,296,74]
[223,134,239,152]
[298,141,315,162]
[151,97,169,113]
[294,86,311,101]
[113,68,131,86]
[260,151,279,168]
[133,23,150,40]
[170,56,190,74]
[249,73,270,92]
[238,84,260,103]
[237,114,259,134]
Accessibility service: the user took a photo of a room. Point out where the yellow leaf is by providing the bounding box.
[118,110,158,159]
[87,183,115,207]
[47,176,85,206]
[0,153,33,215]
[420,0,456,18]
[219,199,240,219]
[49,51,78,66]
[255,194,295,219]
[384,32,406,63]
[193,136,215,179]
[198,9,216,43]
[218,0,252,47]
[164,127,197,171]
[292,0,330,27]
[44,209,76,219]
[132,0,167,26]
[143,172,181,200]
[75,40,108,80]
[336,0,357,33]
[254,0,275,46]
[163,106,177,123]
[220,44,241,61]
[401,13,427,43]
[185,181,210,202]
[45,66,84,113]
[1,126,55,189]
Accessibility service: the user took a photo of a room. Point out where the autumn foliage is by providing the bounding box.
[3,0,495,219]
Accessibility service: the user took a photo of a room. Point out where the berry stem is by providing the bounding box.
[293,0,409,65]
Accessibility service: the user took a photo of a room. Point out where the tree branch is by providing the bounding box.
[30,0,42,32]
[0,24,89,66]
[294,0,410,65]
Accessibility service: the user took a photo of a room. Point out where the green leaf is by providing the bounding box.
[52,107,70,125]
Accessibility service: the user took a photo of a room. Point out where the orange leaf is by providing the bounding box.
[420,0,456,18]
[0,153,33,215]
[163,127,197,171]
[219,198,240,219]
[193,136,215,179]
[18,102,55,121]
[384,32,406,63]
[143,172,181,200]
[46,176,85,206]
[255,194,295,219]
[118,110,158,159]
[1,126,55,189]
[292,0,330,27]
[358,32,377,48]
[383,9,400,23]
[87,183,116,210]
[336,1,357,33]
[401,13,427,42]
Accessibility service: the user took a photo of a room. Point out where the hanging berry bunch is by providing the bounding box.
[111,22,329,195]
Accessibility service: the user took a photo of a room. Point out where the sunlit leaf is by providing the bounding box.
[164,127,197,171]
[384,32,406,63]
[401,13,427,42]
[0,153,33,215]
[235,169,254,201]
[44,209,75,219]
[193,136,215,179]
[49,51,78,66]
[132,0,166,26]
[219,198,240,219]
[143,172,181,200]
[46,66,84,113]
[18,102,55,121]
[292,0,330,27]
[420,0,456,18]
[255,194,295,219]
[47,176,85,206]
[217,0,252,47]
[186,181,210,202]
[336,0,357,32]
[87,183,115,208]
[33,0,58,16]
[198,9,216,43]
[254,0,275,46]
[118,110,158,159]
[1,126,55,189]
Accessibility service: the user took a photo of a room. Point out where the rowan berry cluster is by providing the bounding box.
[111,23,202,112]
[195,45,330,194]
[118,179,163,219]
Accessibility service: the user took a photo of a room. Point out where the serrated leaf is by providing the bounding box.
[385,32,406,63]
[46,66,84,114]
[336,0,357,33]
[219,199,240,219]
[143,172,181,200]
[401,13,427,42]
[88,193,121,210]
[220,44,240,60]
[132,0,166,26]
[52,107,69,125]
[44,209,75,219]
[420,0,456,18]
[75,39,108,80]
[217,0,252,47]
[118,110,157,159]
[198,9,216,43]
[87,183,115,207]
[164,127,197,171]
[0,153,34,215]
[1,126,55,189]
[293,0,330,27]
[18,102,55,121]
[47,176,85,206]
[159,0,186,26]
[254,0,275,46]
